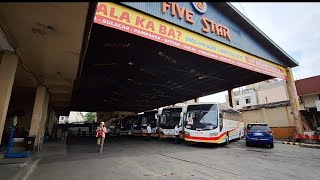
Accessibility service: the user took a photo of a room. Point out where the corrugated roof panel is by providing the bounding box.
[296,76,320,96]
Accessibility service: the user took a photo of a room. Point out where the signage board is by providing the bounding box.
[94,2,287,79]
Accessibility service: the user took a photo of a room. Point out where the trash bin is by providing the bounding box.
[24,136,36,151]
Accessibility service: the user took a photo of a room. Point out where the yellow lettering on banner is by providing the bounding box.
[94,2,287,79]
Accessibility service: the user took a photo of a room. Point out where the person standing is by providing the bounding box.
[174,124,180,144]
[147,124,152,141]
[96,121,107,153]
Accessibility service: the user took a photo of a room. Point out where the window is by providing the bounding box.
[236,100,240,105]
[245,98,251,104]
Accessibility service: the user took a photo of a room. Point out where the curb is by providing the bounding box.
[273,141,284,144]
[282,142,300,145]
[300,143,320,149]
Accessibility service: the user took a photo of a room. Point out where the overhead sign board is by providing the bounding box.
[94,2,287,79]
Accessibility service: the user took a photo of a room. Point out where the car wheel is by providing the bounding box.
[269,143,274,148]
[246,142,250,147]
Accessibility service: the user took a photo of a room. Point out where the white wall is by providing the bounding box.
[68,112,84,123]
[301,94,319,108]
[234,91,258,110]
[257,81,289,104]
[58,116,69,124]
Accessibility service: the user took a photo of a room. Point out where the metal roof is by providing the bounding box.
[71,2,298,113]
[295,75,320,96]
[71,24,272,113]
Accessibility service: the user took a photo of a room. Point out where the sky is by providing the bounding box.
[199,2,320,103]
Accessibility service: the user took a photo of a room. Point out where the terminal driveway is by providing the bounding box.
[29,136,320,180]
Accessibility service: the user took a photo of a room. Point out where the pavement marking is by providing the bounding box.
[273,153,294,157]
[230,147,295,157]
[154,153,240,176]
[13,157,41,180]
[300,143,320,149]
[231,147,247,151]
[22,158,41,180]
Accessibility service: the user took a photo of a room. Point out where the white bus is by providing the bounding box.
[183,102,244,144]
[158,107,183,139]
[140,110,158,137]
[120,115,136,136]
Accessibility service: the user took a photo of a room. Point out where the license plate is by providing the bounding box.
[254,133,263,136]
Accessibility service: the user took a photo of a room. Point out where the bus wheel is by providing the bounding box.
[224,133,230,145]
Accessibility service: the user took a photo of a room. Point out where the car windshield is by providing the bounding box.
[248,124,270,131]
[185,104,218,130]
[160,108,182,129]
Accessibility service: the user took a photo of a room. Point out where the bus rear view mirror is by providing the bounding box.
[219,113,223,119]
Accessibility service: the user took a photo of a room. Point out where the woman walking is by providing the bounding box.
[96,121,107,153]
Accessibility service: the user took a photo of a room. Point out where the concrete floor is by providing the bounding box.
[28,136,320,180]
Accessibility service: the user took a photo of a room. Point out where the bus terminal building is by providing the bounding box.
[0,2,303,147]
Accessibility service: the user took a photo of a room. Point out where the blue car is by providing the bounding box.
[245,123,274,148]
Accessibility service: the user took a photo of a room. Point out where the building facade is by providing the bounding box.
[227,79,289,109]
[235,75,320,139]
[0,2,302,146]
[296,76,320,132]
[58,112,85,124]
[233,88,258,109]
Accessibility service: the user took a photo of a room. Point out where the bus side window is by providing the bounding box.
[219,112,223,131]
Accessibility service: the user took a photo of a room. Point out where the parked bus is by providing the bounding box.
[132,114,142,136]
[158,107,183,139]
[108,118,122,136]
[120,115,136,136]
[140,110,158,137]
[183,102,244,144]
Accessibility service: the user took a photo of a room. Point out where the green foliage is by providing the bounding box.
[84,112,97,123]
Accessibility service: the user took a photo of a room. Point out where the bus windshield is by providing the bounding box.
[141,111,157,128]
[160,108,182,129]
[121,116,135,130]
[133,116,142,130]
[185,104,218,130]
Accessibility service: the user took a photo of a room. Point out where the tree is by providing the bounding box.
[84,112,97,123]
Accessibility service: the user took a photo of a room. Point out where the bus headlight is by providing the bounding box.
[209,133,218,137]
[185,132,190,136]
